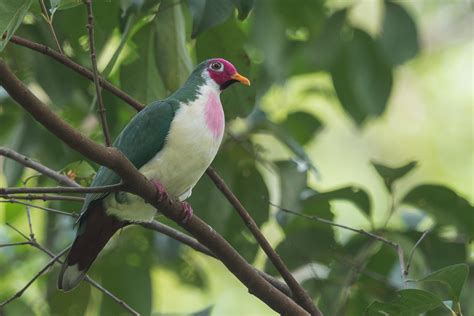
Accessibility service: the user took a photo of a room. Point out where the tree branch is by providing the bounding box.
[140,221,292,297]
[0,194,84,202]
[0,147,78,187]
[38,0,63,54]
[0,59,308,315]
[84,0,112,146]
[207,168,320,315]
[0,183,123,195]
[9,36,145,111]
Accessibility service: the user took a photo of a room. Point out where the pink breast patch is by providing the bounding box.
[205,92,224,138]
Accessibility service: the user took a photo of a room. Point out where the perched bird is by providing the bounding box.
[57,58,250,291]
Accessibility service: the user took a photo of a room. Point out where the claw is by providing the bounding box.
[180,202,193,223]
[151,180,168,203]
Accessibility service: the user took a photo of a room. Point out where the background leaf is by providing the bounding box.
[0,0,33,51]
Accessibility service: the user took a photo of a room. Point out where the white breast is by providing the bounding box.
[106,84,224,222]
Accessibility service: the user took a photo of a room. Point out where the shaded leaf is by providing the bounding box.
[417,264,469,302]
[307,186,371,218]
[331,28,393,124]
[50,0,82,13]
[154,1,193,93]
[372,161,417,191]
[196,17,256,120]
[188,0,234,38]
[378,1,419,66]
[0,0,33,51]
[232,0,254,20]
[276,160,307,212]
[366,289,446,316]
[402,185,474,238]
[281,111,322,145]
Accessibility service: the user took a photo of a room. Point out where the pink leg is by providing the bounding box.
[151,180,168,203]
[180,202,194,223]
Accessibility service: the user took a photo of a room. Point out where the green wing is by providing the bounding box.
[81,99,179,212]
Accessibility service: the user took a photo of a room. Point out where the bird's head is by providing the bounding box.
[205,58,250,91]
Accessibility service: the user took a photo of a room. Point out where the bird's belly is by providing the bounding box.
[106,95,224,222]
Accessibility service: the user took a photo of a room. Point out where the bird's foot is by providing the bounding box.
[180,202,193,223]
[151,180,168,203]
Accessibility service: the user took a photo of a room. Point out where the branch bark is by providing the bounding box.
[0,147,78,187]
[207,168,320,315]
[84,0,112,146]
[0,183,123,194]
[0,59,308,315]
[9,36,145,111]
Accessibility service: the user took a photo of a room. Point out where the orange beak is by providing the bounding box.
[231,73,251,86]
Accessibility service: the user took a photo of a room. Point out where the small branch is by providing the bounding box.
[0,147,78,187]
[140,220,292,297]
[84,0,112,146]
[270,201,398,248]
[0,194,84,202]
[206,168,319,315]
[404,229,431,277]
[0,199,78,217]
[25,206,35,241]
[9,36,144,111]
[0,246,70,307]
[0,241,31,248]
[38,0,63,54]
[0,183,123,195]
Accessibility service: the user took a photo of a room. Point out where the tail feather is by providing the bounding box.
[58,200,124,291]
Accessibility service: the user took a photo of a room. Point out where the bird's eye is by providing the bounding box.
[210,62,223,72]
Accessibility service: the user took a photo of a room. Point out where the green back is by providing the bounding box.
[81,99,179,212]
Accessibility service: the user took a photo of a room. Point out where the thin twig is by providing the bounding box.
[25,206,35,241]
[38,0,63,54]
[404,229,431,277]
[0,246,70,307]
[84,0,111,146]
[140,220,292,297]
[9,36,144,111]
[0,199,77,217]
[270,201,398,248]
[0,147,78,187]
[206,168,319,315]
[0,241,32,248]
[0,183,123,195]
[0,194,84,202]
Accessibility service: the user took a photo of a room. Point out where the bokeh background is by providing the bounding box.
[0,0,472,315]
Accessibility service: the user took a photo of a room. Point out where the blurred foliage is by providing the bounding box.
[0,0,472,315]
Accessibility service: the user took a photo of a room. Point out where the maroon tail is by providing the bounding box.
[58,200,124,291]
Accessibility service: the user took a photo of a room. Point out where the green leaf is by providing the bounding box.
[308,186,371,218]
[281,111,322,145]
[154,1,193,93]
[402,185,474,238]
[331,28,393,124]
[120,22,167,103]
[276,160,307,212]
[0,0,33,52]
[196,18,256,120]
[417,264,469,302]
[311,9,347,70]
[372,161,417,191]
[366,289,446,316]
[50,0,82,13]
[188,0,234,38]
[232,0,254,20]
[378,1,419,66]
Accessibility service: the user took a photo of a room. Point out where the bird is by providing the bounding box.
[57,58,250,291]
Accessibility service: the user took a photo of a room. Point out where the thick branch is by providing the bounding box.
[206,168,320,315]
[9,36,144,111]
[0,59,308,315]
[84,0,112,146]
[0,147,78,187]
